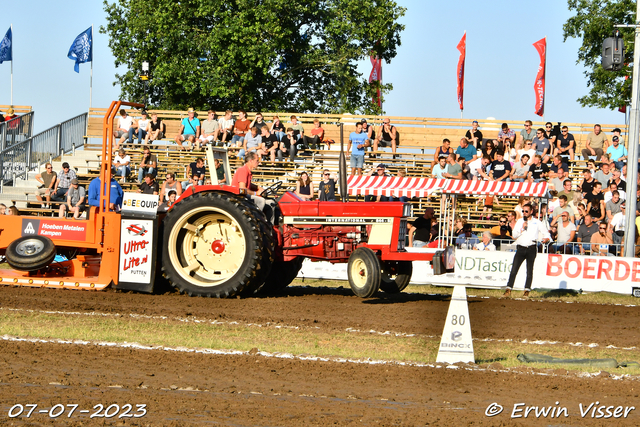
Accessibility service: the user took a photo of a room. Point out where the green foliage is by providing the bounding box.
[563,0,635,110]
[101,0,405,114]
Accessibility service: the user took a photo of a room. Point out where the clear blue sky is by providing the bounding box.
[0,0,627,134]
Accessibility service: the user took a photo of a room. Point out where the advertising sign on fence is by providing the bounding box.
[298,250,638,295]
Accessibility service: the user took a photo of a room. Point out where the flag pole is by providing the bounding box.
[543,36,546,122]
[10,24,13,105]
[89,24,93,110]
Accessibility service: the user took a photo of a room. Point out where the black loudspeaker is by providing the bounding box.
[602,32,624,71]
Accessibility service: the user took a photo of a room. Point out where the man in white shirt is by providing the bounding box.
[114,109,135,149]
[468,156,491,180]
[609,202,626,254]
[552,212,576,254]
[503,203,551,298]
[113,148,131,183]
[217,110,235,145]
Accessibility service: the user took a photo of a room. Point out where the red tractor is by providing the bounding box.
[0,102,445,298]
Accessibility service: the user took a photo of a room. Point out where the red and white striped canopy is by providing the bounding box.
[347,176,548,198]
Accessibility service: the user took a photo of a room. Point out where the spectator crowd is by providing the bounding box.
[406,121,639,257]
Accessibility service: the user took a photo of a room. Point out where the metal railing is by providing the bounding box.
[0,113,87,189]
[455,237,635,257]
[0,112,35,150]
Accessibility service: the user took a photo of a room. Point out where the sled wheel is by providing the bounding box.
[5,236,56,271]
[261,256,304,294]
[347,247,381,298]
[380,261,413,293]
[162,192,265,298]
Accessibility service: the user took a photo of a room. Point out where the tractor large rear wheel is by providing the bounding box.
[380,261,413,293]
[162,192,266,298]
[240,203,275,296]
[347,248,381,298]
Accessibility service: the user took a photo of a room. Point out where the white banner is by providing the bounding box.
[543,253,640,294]
[297,250,640,295]
[118,219,154,284]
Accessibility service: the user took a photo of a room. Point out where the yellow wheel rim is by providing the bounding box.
[168,206,247,288]
[350,258,368,289]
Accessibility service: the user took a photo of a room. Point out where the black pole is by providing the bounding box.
[339,122,348,202]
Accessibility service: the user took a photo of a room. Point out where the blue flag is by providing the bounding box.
[0,27,11,64]
[67,27,92,73]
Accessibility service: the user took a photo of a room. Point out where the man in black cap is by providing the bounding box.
[361,118,374,141]
[52,162,77,202]
[606,129,628,171]
[365,163,389,202]
[59,178,86,219]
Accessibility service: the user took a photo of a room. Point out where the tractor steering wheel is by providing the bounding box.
[260,181,283,198]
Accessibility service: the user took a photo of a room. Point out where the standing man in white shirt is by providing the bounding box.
[503,203,551,298]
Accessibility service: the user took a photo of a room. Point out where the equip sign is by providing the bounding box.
[121,193,159,216]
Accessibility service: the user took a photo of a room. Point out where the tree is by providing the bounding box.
[101,0,405,114]
[563,0,635,110]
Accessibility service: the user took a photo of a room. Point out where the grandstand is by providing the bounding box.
[2,106,628,233]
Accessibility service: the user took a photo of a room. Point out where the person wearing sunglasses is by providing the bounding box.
[318,169,336,201]
[489,215,512,250]
[503,203,550,298]
[543,122,559,148]
[52,162,77,202]
[590,221,614,256]
[34,162,57,208]
[531,128,551,164]
[159,172,182,202]
[519,120,536,149]
[556,125,575,161]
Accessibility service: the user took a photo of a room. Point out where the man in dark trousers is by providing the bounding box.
[503,203,550,298]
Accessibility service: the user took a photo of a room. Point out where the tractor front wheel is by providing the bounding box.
[347,248,381,298]
[380,261,413,293]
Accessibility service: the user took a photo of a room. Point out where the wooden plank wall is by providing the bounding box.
[86,108,627,154]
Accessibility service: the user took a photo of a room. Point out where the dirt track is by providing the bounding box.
[0,284,639,347]
[1,284,640,425]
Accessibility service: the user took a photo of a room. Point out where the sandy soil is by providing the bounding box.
[1,285,639,425]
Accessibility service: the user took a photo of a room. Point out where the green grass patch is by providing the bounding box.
[2,309,640,376]
[0,310,433,363]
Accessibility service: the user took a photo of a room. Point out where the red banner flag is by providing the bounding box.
[619,73,629,113]
[369,55,382,107]
[533,37,546,116]
[456,32,466,111]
